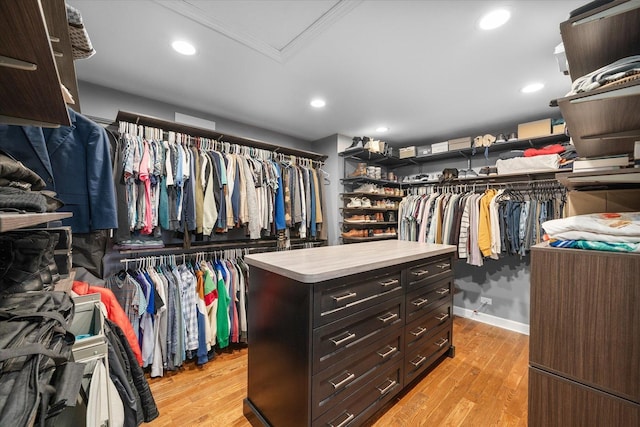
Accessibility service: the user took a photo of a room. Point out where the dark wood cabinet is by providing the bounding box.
[243,243,455,426]
[0,0,79,127]
[529,245,640,425]
[556,0,640,159]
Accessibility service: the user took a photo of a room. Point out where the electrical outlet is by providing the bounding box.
[480,296,492,305]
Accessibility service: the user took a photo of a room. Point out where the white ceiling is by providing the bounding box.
[69,0,586,145]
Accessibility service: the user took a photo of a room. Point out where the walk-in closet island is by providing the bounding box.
[243,240,456,427]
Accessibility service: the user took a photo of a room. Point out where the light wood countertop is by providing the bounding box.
[245,240,456,283]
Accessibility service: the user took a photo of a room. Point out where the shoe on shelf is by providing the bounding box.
[496,133,507,143]
[346,197,362,208]
[388,212,396,223]
[361,197,372,208]
[345,214,367,222]
[479,166,490,175]
[465,169,479,178]
[342,229,363,238]
[349,162,367,178]
[345,137,363,151]
[354,183,375,193]
[508,132,518,142]
[488,167,498,176]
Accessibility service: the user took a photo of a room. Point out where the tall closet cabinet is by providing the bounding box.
[529,1,640,425]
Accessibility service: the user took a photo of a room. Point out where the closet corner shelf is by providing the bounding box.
[341,235,397,243]
[339,148,410,167]
[556,168,640,189]
[116,111,327,162]
[0,211,72,232]
[341,177,403,187]
[341,192,404,200]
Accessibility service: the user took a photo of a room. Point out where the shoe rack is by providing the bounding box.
[339,148,405,244]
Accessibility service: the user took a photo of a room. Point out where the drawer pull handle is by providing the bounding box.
[437,263,451,269]
[379,278,399,287]
[330,372,355,389]
[435,313,449,321]
[330,332,356,346]
[412,298,428,307]
[435,288,450,295]
[435,338,449,348]
[328,412,354,427]
[378,312,398,323]
[376,379,397,395]
[412,269,430,277]
[332,292,357,302]
[410,326,427,337]
[377,345,397,359]
[410,355,426,367]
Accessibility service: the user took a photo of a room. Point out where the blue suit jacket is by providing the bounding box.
[0,108,117,233]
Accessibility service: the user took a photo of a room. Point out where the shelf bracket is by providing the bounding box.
[0,55,37,71]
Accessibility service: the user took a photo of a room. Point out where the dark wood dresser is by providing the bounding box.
[243,240,456,427]
[529,244,640,426]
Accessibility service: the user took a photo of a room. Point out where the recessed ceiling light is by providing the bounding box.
[521,82,545,93]
[172,40,196,55]
[310,99,326,108]
[376,127,389,133]
[479,9,511,30]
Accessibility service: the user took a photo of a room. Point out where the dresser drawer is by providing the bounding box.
[313,296,403,375]
[312,330,402,420]
[404,299,452,347]
[404,323,451,385]
[407,254,453,291]
[314,270,402,327]
[405,277,452,323]
[313,361,403,427]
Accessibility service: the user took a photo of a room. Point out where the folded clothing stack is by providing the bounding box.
[0,150,62,213]
[567,55,640,96]
[543,212,640,253]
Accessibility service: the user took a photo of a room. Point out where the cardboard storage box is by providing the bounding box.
[416,145,432,157]
[565,189,640,216]
[431,141,449,153]
[448,137,472,150]
[552,123,566,135]
[399,146,416,158]
[518,119,552,139]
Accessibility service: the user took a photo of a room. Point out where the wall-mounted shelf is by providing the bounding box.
[340,134,569,166]
[556,168,640,189]
[0,212,72,232]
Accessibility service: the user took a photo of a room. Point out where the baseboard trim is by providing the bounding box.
[453,306,529,336]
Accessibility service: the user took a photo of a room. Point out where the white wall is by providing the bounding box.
[77,80,314,152]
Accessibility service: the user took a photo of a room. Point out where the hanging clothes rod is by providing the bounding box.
[115,110,328,161]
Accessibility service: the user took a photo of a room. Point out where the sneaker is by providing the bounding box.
[388,212,396,222]
[488,167,498,176]
[346,197,362,208]
[345,215,366,222]
[508,132,518,142]
[354,183,373,193]
[496,133,507,143]
[360,197,372,208]
[465,169,479,178]
[479,167,490,175]
[345,137,363,151]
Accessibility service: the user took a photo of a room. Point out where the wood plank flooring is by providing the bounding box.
[146,316,529,426]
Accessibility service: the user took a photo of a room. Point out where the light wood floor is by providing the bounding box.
[146,316,529,426]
